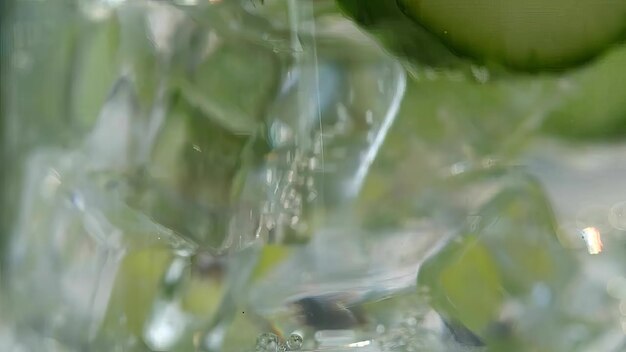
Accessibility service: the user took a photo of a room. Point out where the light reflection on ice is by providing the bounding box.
[581,227,603,255]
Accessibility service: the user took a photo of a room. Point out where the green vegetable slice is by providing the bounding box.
[335,0,462,67]
[399,0,626,70]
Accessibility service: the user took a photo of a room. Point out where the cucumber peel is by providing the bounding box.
[335,0,462,67]
[399,0,626,70]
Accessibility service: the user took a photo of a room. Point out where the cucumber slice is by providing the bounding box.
[399,0,626,70]
[336,0,462,67]
[543,44,626,139]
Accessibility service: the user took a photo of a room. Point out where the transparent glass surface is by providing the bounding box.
[1,1,626,351]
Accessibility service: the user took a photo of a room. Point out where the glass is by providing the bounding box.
[1,0,625,351]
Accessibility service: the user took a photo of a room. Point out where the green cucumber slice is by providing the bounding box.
[335,0,463,67]
[399,0,626,70]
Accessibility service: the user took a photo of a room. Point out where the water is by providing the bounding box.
[522,141,626,350]
[5,149,196,350]
[3,0,626,351]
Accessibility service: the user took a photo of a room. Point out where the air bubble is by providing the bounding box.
[287,332,303,350]
[256,332,279,352]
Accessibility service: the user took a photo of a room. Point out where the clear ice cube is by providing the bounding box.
[417,170,584,351]
[224,16,407,248]
[6,149,195,350]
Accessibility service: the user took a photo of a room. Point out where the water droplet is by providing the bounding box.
[286,332,303,350]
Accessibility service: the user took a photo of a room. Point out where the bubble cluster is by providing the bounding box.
[377,311,443,352]
[259,148,318,243]
[255,332,303,352]
[255,332,279,352]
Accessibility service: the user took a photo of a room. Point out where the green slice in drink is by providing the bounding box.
[399,0,626,70]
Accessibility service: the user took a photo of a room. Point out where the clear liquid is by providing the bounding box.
[2,1,626,351]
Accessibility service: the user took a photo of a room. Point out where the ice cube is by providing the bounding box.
[417,170,580,350]
[524,140,626,249]
[126,96,255,251]
[521,140,626,349]
[124,12,285,251]
[241,221,450,341]
[175,22,279,136]
[226,24,407,247]
[83,77,137,171]
[6,150,195,349]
